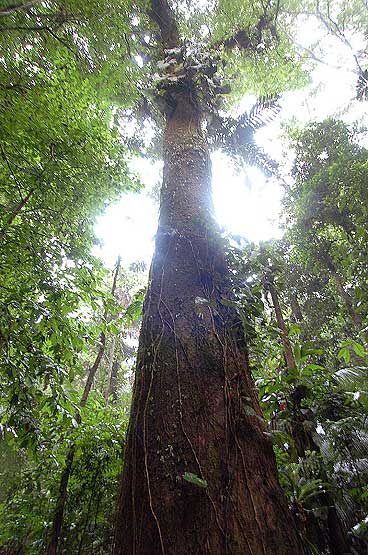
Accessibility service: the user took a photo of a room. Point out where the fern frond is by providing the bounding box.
[207,96,281,176]
[333,366,368,390]
[237,95,281,137]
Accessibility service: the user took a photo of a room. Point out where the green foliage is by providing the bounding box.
[0,394,129,554]
[0,0,144,447]
[225,230,368,551]
[125,288,146,325]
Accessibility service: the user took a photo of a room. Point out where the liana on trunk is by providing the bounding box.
[113,81,305,553]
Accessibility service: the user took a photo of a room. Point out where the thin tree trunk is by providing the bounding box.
[331,270,362,329]
[321,249,362,329]
[268,280,347,554]
[46,258,121,555]
[290,292,303,322]
[0,143,37,239]
[0,187,35,240]
[113,4,305,553]
[77,461,101,555]
[105,336,117,405]
[266,278,315,457]
[268,281,296,371]
[0,1,41,17]
[110,359,119,403]
[46,446,76,555]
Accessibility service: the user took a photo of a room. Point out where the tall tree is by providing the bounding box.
[113,1,306,553]
[284,119,368,337]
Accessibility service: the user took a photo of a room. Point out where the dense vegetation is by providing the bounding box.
[0,1,367,554]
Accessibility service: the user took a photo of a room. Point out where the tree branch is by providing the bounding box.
[148,0,180,49]
[0,0,41,17]
[0,187,35,240]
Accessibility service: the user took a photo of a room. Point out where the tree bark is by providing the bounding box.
[331,270,362,329]
[46,446,76,555]
[110,359,119,403]
[0,1,41,17]
[0,187,35,240]
[105,336,117,405]
[113,93,305,555]
[290,292,303,322]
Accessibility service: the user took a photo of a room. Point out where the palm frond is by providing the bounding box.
[333,366,368,390]
[236,95,281,138]
[207,96,281,176]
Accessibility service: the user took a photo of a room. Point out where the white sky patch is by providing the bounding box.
[93,157,162,267]
[94,192,157,267]
[212,153,283,242]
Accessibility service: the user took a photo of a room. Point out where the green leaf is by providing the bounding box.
[288,323,301,337]
[183,472,208,488]
[338,346,351,365]
[352,341,366,358]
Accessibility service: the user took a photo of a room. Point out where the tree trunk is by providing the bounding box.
[105,336,116,404]
[110,359,119,403]
[46,446,76,555]
[321,249,362,329]
[331,270,362,330]
[0,187,35,240]
[105,337,120,405]
[113,87,305,554]
[46,333,107,555]
[290,293,303,322]
[268,281,296,371]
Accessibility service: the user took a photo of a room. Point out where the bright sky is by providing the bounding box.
[94,18,367,268]
[94,154,284,267]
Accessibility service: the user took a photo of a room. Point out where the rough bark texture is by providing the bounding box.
[113,86,305,554]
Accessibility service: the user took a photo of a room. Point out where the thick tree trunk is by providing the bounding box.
[113,90,305,554]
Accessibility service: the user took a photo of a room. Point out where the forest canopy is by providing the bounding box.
[0,1,367,554]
